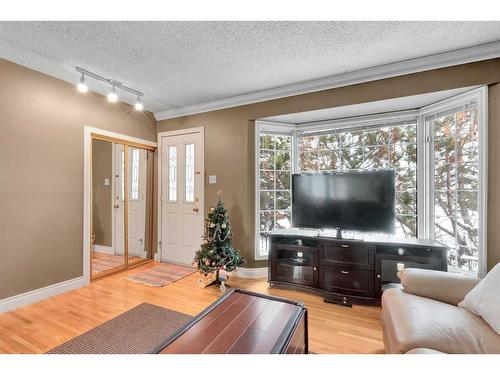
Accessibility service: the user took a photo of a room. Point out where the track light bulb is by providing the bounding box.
[107,86,118,103]
[135,96,144,111]
[77,74,88,93]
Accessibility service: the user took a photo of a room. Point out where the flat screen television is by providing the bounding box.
[292,170,395,233]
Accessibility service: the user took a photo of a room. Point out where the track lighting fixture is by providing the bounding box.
[135,96,144,111]
[77,72,88,93]
[107,86,118,103]
[76,67,145,110]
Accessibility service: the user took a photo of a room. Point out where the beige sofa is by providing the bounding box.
[381,268,500,354]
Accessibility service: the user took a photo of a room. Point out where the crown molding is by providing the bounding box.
[154,41,500,121]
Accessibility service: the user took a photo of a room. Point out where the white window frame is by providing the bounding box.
[419,86,488,277]
[254,87,487,277]
[255,121,296,260]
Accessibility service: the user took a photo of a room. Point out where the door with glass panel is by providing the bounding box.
[127,147,154,266]
[426,101,483,276]
[160,131,204,266]
[91,136,155,280]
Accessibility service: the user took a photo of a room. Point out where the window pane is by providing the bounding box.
[318,134,340,149]
[341,130,363,147]
[299,136,319,150]
[260,134,273,149]
[361,146,389,169]
[260,211,274,232]
[390,143,417,169]
[396,191,416,215]
[185,143,195,202]
[434,114,455,139]
[318,150,338,170]
[131,149,140,200]
[275,171,290,190]
[363,128,389,145]
[260,170,274,190]
[297,121,418,239]
[395,168,416,190]
[276,211,291,229]
[299,151,319,171]
[168,146,177,201]
[120,150,125,201]
[395,215,417,238]
[258,132,293,257]
[275,151,291,170]
[340,147,363,169]
[260,150,275,170]
[275,135,291,150]
[432,105,480,276]
[275,191,291,210]
[260,191,274,210]
[390,125,417,143]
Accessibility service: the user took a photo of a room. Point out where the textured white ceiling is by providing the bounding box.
[1,22,500,114]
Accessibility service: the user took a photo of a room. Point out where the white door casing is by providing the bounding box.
[159,128,204,266]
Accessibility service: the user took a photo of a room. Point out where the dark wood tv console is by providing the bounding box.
[267,230,447,306]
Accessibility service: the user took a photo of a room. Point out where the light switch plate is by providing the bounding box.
[208,175,217,184]
[104,178,110,186]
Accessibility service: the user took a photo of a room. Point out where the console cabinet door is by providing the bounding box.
[271,245,318,288]
[319,267,375,297]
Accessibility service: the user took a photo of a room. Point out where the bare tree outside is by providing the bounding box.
[432,105,479,275]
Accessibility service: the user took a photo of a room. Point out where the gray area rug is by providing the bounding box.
[47,303,192,354]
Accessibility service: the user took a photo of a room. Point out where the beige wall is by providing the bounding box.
[92,139,113,247]
[0,58,157,299]
[157,58,500,269]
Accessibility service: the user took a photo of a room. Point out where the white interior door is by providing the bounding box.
[128,148,147,257]
[160,130,204,266]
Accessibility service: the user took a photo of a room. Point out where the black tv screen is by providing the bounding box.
[292,170,395,233]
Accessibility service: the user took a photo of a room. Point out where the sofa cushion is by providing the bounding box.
[400,268,480,306]
[459,263,500,334]
[382,288,500,354]
[405,348,444,354]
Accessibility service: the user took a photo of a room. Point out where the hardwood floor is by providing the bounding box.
[0,262,384,354]
[91,252,142,275]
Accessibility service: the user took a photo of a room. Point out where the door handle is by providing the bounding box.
[341,270,350,274]
[192,207,199,212]
[341,244,349,248]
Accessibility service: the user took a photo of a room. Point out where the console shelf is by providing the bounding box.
[267,231,447,306]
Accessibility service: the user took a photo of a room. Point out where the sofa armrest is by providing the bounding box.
[400,268,480,306]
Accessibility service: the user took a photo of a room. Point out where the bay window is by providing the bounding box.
[255,87,487,277]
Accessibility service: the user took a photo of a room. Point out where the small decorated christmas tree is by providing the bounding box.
[194,190,244,287]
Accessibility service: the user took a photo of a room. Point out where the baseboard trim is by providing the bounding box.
[0,277,85,313]
[232,267,268,279]
[92,245,114,254]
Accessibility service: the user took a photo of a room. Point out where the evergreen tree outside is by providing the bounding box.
[194,191,244,280]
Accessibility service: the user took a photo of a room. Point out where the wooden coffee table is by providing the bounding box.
[154,289,308,354]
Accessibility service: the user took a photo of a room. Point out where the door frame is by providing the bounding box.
[157,126,205,264]
[83,126,157,285]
